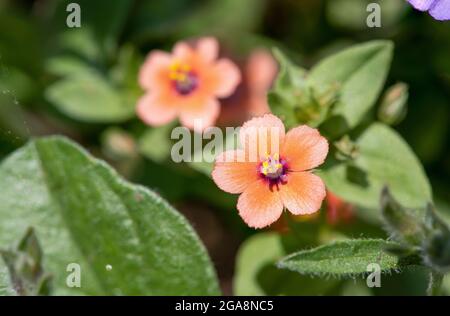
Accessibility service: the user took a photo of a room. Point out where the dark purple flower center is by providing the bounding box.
[258,153,289,186]
[169,62,199,96]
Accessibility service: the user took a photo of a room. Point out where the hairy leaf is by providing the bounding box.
[278,239,406,276]
[234,233,339,295]
[0,136,219,295]
[319,123,431,209]
[308,41,393,137]
[46,71,135,123]
[380,187,426,247]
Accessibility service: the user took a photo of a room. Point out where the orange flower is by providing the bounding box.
[212,114,328,228]
[137,37,241,131]
[325,191,354,225]
[218,49,278,126]
[245,49,278,117]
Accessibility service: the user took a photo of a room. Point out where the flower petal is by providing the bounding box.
[248,94,271,117]
[173,41,194,60]
[237,180,283,228]
[137,93,177,126]
[138,51,172,91]
[325,191,353,225]
[179,97,220,131]
[407,0,436,11]
[281,125,328,171]
[196,37,219,63]
[429,0,450,20]
[212,59,241,98]
[239,114,285,162]
[212,150,259,194]
[246,49,277,93]
[280,172,326,215]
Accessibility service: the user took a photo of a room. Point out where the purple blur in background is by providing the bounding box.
[407,0,450,20]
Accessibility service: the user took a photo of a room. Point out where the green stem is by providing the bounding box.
[427,270,444,296]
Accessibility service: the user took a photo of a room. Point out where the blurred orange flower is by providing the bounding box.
[212,114,328,228]
[218,49,278,126]
[325,191,354,225]
[137,37,241,131]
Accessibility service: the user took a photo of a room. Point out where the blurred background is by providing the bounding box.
[0,0,449,295]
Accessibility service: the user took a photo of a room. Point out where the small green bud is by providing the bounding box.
[380,187,425,247]
[334,135,359,161]
[378,82,408,126]
[294,84,339,127]
[314,83,340,109]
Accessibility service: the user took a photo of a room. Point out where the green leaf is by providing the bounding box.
[45,71,135,123]
[45,46,142,123]
[272,48,307,91]
[319,123,431,209]
[269,48,340,129]
[0,263,14,296]
[0,136,219,295]
[268,48,308,129]
[278,239,404,276]
[234,233,339,295]
[46,56,95,78]
[57,28,103,64]
[308,41,393,137]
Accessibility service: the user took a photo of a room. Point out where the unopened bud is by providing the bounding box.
[378,83,408,125]
[101,128,137,160]
[334,135,359,161]
[380,187,425,247]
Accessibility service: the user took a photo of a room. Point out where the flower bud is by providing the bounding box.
[380,187,425,247]
[378,82,408,126]
[101,128,137,161]
[334,135,359,161]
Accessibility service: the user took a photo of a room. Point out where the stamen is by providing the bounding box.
[259,153,288,184]
[169,61,198,95]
